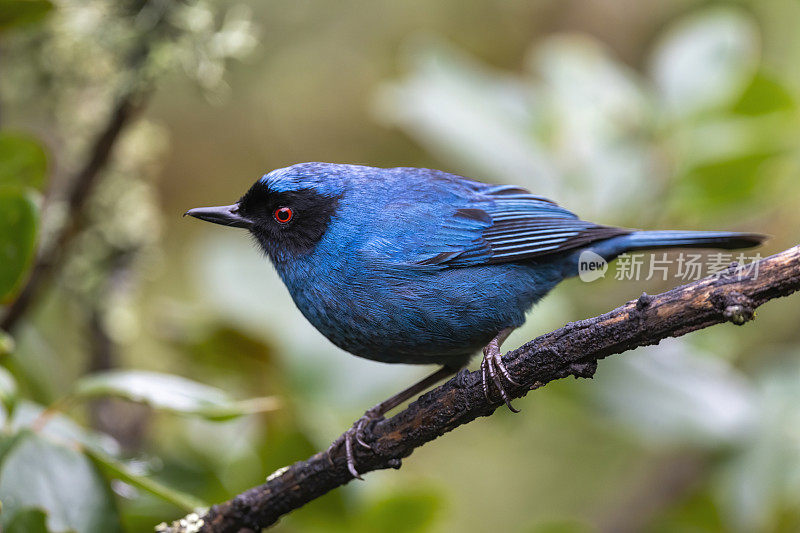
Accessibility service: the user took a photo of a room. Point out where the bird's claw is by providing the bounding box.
[354,415,374,449]
[480,343,521,413]
[326,409,384,479]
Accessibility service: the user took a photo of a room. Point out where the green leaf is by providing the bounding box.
[0,190,39,303]
[86,448,207,512]
[0,133,48,190]
[675,152,777,214]
[5,508,50,533]
[355,488,444,533]
[645,488,725,532]
[0,0,54,31]
[733,72,796,116]
[0,365,18,414]
[72,370,280,420]
[10,401,120,456]
[0,431,121,533]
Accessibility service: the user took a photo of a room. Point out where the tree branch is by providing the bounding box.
[160,245,800,533]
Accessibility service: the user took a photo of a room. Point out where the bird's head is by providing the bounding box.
[185,163,348,262]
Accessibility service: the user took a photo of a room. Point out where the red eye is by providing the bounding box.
[273,206,293,223]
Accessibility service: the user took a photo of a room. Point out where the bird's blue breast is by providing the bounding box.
[268,180,565,364]
[274,257,564,365]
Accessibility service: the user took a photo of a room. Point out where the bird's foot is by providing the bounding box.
[327,407,384,479]
[480,341,521,413]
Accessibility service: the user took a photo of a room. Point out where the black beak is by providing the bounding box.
[184,204,252,229]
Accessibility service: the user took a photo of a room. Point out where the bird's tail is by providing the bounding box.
[617,230,767,253]
[561,231,767,279]
[568,230,768,278]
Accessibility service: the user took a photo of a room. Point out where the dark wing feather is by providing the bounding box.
[416,185,629,267]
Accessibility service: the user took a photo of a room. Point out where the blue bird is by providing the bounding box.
[186,162,765,477]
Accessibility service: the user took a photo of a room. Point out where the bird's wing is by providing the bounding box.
[390,184,630,268]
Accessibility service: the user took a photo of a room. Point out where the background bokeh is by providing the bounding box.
[1,0,800,531]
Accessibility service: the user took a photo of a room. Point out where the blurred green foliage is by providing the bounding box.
[0,191,38,300]
[0,132,45,301]
[73,370,279,420]
[0,133,47,190]
[1,0,800,532]
[0,430,121,532]
[0,0,52,30]
[5,507,51,533]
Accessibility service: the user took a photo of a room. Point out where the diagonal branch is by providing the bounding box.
[160,245,800,533]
